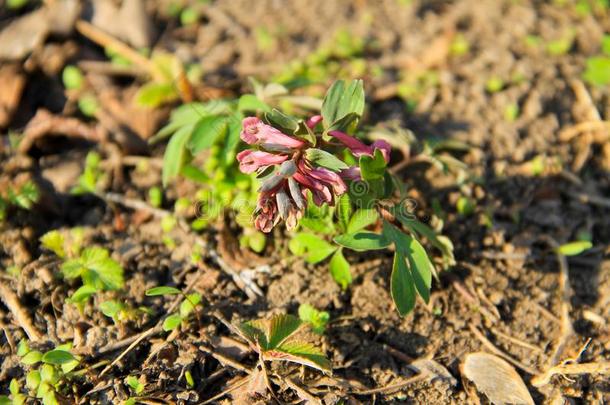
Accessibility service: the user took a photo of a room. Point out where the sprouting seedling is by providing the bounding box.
[233,314,331,373]
[123,375,146,404]
[0,180,38,222]
[145,286,202,331]
[0,379,25,405]
[71,151,106,195]
[298,304,330,335]
[61,65,99,117]
[40,229,124,305]
[13,340,80,405]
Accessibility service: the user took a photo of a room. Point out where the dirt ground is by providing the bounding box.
[1,0,609,404]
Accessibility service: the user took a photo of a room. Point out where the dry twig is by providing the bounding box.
[0,283,43,341]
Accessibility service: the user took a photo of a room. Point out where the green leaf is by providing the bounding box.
[334,232,390,251]
[26,370,41,391]
[329,249,352,289]
[100,300,124,320]
[347,209,378,233]
[62,65,84,90]
[556,241,593,256]
[298,304,330,334]
[264,109,300,134]
[238,94,271,113]
[321,79,365,129]
[583,56,610,86]
[9,378,19,396]
[42,349,75,365]
[17,339,30,357]
[188,116,228,154]
[326,112,360,133]
[179,293,202,318]
[68,284,97,303]
[404,235,433,303]
[162,123,194,186]
[185,370,194,388]
[272,340,331,372]
[61,259,84,279]
[222,113,243,165]
[359,148,387,180]
[0,396,11,405]
[304,148,349,172]
[162,314,183,331]
[126,376,145,394]
[289,233,336,264]
[41,390,59,405]
[40,230,65,259]
[21,350,43,365]
[268,314,303,349]
[391,251,415,316]
[145,286,182,296]
[39,364,57,384]
[81,247,124,291]
[135,82,177,107]
[336,194,352,232]
[395,212,455,269]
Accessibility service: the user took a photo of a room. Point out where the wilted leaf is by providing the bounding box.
[462,352,534,405]
[409,359,457,386]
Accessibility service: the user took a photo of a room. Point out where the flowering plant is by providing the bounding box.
[238,80,454,315]
[158,79,454,315]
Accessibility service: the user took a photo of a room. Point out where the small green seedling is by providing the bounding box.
[582,34,610,86]
[298,304,330,334]
[0,181,38,222]
[14,340,80,405]
[145,286,202,331]
[556,240,593,256]
[0,379,25,405]
[61,65,99,117]
[71,151,106,194]
[40,229,124,305]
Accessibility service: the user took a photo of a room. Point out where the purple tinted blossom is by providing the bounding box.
[236,150,288,174]
[329,130,391,163]
[306,115,323,129]
[339,166,362,181]
[241,117,305,149]
[238,115,390,233]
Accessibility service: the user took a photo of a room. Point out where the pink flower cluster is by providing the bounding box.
[237,116,390,233]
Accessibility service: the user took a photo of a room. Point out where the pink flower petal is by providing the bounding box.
[236,150,288,174]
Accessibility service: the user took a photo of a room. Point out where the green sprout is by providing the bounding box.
[145,286,202,331]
